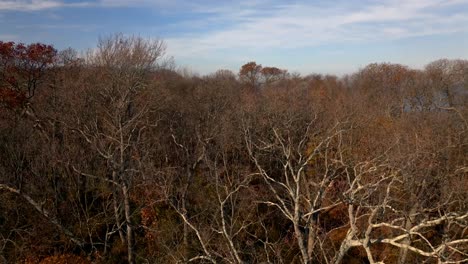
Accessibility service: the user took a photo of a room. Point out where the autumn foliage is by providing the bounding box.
[0,41,56,108]
[0,38,467,264]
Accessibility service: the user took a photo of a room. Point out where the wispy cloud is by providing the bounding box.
[97,0,163,7]
[0,0,191,11]
[0,0,91,11]
[0,0,61,11]
[15,23,100,31]
[164,0,468,60]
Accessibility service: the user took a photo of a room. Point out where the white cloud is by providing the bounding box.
[164,0,468,60]
[0,0,193,11]
[0,0,62,11]
[96,0,182,8]
[0,0,90,11]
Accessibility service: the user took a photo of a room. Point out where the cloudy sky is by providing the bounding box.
[1,0,468,75]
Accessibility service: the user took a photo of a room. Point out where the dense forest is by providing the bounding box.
[0,35,467,264]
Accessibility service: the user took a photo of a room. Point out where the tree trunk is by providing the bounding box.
[306,222,316,261]
[122,183,134,264]
[398,206,417,264]
[293,197,309,264]
[181,191,189,259]
[112,170,125,244]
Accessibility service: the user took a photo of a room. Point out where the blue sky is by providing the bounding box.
[1,0,468,75]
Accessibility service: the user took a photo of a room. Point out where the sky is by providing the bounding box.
[1,0,468,75]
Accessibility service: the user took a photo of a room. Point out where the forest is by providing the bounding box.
[0,35,467,264]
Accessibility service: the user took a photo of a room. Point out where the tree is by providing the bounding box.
[425,59,468,108]
[239,62,287,90]
[70,34,166,264]
[261,66,286,85]
[239,61,262,90]
[0,41,56,108]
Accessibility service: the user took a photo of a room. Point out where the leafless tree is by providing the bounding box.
[71,33,166,264]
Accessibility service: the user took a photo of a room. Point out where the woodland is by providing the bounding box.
[0,35,467,264]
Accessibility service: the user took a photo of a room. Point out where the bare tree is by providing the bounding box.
[71,33,166,264]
